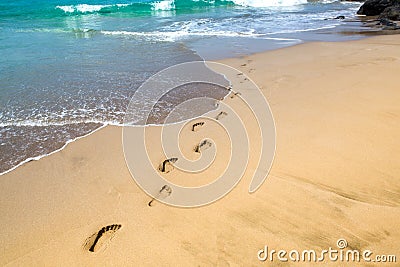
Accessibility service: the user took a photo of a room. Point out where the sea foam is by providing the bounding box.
[232,0,308,7]
[56,3,129,13]
[153,0,176,10]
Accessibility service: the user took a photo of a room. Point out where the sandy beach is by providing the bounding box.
[1,35,400,266]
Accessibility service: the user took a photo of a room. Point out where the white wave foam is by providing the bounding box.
[319,0,339,3]
[152,0,175,11]
[56,3,129,13]
[101,29,307,43]
[232,0,307,7]
[56,5,75,13]
[101,29,267,42]
[267,24,339,34]
[0,119,123,128]
[263,37,302,42]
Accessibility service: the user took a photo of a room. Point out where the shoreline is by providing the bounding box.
[3,7,400,176]
[1,30,398,176]
[1,33,399,265]
[0,124,108,176]
[3,0,399,178]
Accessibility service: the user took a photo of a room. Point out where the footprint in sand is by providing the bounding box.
[230,91,241,99]
[191,121,205,132]
[159,157,178,173]
[148,185,172,207]
[84,224,122,252]
[216,111,228,121]
[240,60,252,67]
[194,139,212,153]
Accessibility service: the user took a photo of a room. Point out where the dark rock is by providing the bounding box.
[379,5,400,20]
[357,0,397,16]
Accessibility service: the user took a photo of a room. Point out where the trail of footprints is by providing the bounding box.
[83,84,245,251]
[151,81,246,205]
[150,118,219,206]
[84,224,122,253]
[158,101,232,175]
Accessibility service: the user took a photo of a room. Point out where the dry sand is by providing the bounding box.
[1,35,400,266]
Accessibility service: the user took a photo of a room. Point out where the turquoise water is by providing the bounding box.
[0,0,362,173]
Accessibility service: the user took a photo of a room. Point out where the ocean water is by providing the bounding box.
[0,0,363,174]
